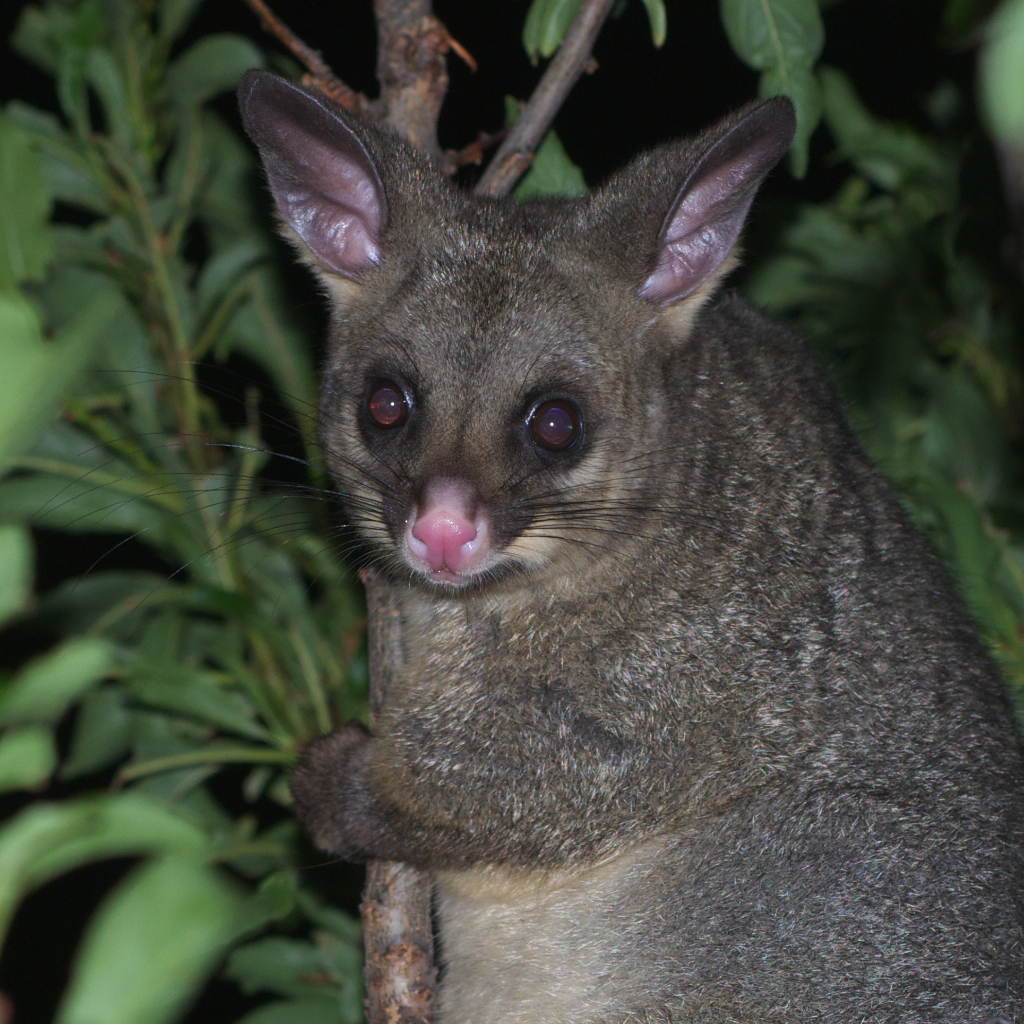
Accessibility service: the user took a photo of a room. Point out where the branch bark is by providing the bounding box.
[373,0,452,159]
[474,0,617,198]
[360,570,437,1024]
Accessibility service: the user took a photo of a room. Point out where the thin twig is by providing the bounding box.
[446,127,511,171]
[241,0,370,113]
[475,0,616,198]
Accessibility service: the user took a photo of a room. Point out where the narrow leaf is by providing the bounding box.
[0,636,116,726]
[159,0,204,43]
[980,0,1024,145]
[720,0,825,176]
[0,289,118,474]
[55,857,243,1024]
[165,35,264,112]
[126,670,272,742]
[640,0,668,47]
[0,794,206,941]
[84,47,132,146]
[61,686,132,779]
[233,1000,343,1024]
[720,0,824,70]
[513,130,588,200]
[0,726,57,793]
[0,524,32,628]
[0,113,52,287]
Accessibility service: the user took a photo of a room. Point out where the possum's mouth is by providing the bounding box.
[399,479,498,584]
[402,512,506,586]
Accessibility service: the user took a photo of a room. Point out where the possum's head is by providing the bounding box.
[239,71,793,594]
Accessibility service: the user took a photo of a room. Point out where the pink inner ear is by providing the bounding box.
[639,152,760,306]
[240,72,386,280]
[272,124,384,277]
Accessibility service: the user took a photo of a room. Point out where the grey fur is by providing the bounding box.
[239,70,1024,1023]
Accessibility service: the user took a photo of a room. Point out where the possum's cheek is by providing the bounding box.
[503,532,562,569]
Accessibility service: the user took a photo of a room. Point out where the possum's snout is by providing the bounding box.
[405,478,492,582]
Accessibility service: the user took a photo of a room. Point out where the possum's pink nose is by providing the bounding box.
[407,480,488,578]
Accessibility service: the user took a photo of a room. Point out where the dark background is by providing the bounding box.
[0,1,983,1021]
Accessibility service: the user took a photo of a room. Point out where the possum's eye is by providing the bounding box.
[528,400,581,452]
[366,381,408,429]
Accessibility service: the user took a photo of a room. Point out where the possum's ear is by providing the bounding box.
[639,97,795,306]
[238,70,386,279]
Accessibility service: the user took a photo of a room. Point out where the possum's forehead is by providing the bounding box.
[366,225,607,379]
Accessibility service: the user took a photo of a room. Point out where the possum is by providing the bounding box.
[238,68,1024,1023]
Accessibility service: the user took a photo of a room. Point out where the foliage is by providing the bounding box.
[980,0,1024,146]
[0,0,366,1021]
[1,0,1023,1022]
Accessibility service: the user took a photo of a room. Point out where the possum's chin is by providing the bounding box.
[399,548,537,594]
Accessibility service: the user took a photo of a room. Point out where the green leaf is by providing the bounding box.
[921,369,1006,504]
[720,0,825,176]
[196,239,267,319]
[0,726,57,793]
[0,289,118,474]
[0,472,169,535]
[0,793,208,940]
[720,0,823,69]
[61,686,132,779]
[227,936,331,997]
[36,266,164,435]
[196,112,260,240]
[980,0,1024,145]
[523,0,582,62]
[640,0,668,47]
[165,35,264,112]
[513,129,588,200]
[219,271,317,422]
[0,524,32,627]
[820,68,953,197]
[227,927,361,1019]
[0,112,53,288]
[85,47,132,146]
[505,97,587,201]
[5,100,107,210]
[159,0,204,44]
[758,62,821,177]
[0,636,116,726]
[233,1000,344,1024]
[38,570,170,639]
[118,745,294,784]
[0,801,97,939]
[55,857,244,1024]
[11,5,62,73]
[125,666,272,743]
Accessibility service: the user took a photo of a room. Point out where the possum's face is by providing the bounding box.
[315,238,654,592]
[238,71,794,592]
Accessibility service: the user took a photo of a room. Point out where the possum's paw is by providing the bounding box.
[290,722,387,861]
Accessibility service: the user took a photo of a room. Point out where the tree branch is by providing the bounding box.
[360,569,437,1024]
[373,0,467,159]
[475,0,616,198]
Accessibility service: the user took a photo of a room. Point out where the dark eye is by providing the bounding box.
[528,400,580,452]
[366,381,408,429]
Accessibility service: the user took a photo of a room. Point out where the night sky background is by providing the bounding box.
[0,1,990,1021]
